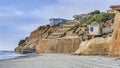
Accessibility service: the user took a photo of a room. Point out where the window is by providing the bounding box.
[90,27,94,32]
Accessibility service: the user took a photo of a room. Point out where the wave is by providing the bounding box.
[0,51,25,60]
[0,51,4,55]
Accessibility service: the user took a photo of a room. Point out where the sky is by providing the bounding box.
[0,0,119,51]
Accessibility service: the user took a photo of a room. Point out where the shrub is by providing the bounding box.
[89,10,100,15]
[18,37,29,46]
[107,13,115,19]
[86,18,95,24]
[18,40,25,46]
[37,25,46,30]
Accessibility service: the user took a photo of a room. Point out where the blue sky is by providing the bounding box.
[0,0,119,50]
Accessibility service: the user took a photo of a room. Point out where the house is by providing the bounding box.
[49,18,67,26]
[88,25,101,35]
[107,5,120,13]
[88,22,101,38]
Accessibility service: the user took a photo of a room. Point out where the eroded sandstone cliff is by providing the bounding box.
[15,22,82,53]
[36,37,81,53]
[108,13,120,57]
[74,37,111,55]
[15,14,114,54]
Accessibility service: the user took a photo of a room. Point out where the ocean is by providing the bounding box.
[0,51,25,60]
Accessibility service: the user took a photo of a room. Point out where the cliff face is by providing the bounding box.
[36,38,81,53]
[74,37,111,55]
[108,13,120,57]
[15,10,116,56]
[15,18,114,54]
[15,22,81,53]
[15,25,62,53]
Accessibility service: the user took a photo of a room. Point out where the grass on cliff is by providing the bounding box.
[78,10,115,24]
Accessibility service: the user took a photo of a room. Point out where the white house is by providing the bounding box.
[49,18,67,26]
[88,24,101,35]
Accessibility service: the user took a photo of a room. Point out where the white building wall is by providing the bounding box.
[88,26,100,35]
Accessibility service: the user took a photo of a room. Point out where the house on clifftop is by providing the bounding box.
[49,18,67,26]
[107,5,120,13]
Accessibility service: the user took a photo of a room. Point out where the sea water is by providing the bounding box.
[0,51,25,60]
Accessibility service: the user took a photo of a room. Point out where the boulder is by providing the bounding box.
[74,37,111,55]
[108,13,120,57]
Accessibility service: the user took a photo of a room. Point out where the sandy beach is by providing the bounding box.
[0,54,120,68]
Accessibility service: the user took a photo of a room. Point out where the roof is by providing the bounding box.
[49,18,67,21]
[110,5,120,9]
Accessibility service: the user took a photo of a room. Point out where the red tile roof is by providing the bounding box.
[110,5,120,9]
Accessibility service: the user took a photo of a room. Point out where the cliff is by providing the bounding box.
[15,10,115,54]
[74,37,111,55]
[15,21,82,53]
[108,13,120,57]
[36,37,81,53]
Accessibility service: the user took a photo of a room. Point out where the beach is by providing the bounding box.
[0,54,120,68]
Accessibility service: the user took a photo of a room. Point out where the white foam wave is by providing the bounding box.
[0,51,25,60]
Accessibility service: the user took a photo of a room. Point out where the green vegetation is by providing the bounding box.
[86,18,95,24]
[18,40,25,45]
[78,10,115,24]
[107,13,115,19]
[89,10,100,15]
[66,20,73,23]
[77,23,82,27]
[37,25,50,30]
[95,13,107,23]
[18,37,29,46]
[37,25,47,30]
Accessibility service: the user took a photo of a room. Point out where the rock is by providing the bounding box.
[15,11,115,54]
[35,39,49,53]
[108,13,120,57]
[15,24,64,53]
[15,46,23,53]
[74,37,111,55]
[35,37,81,53]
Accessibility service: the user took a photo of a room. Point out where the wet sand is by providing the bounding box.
[0,54,120,68]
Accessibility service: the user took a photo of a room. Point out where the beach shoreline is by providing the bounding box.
[0,54,120,68]
[0,53,41,61]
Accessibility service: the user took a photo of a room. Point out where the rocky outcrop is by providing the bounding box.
[15,46,23,53]
[15,22,82,53]
[15,11,115,54]
[108,13,120,57]
[35,39,49,53]
[74,37,111,55]
[35,37,81,53]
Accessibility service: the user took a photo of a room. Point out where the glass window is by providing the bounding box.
[90,27,94,32]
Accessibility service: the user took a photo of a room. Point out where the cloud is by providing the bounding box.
[57,0,112,12]
[29,0,113,20]
[30,4,85,19]
[0,0,120,50]
[17,23,42,32]
[0,6,25,17]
